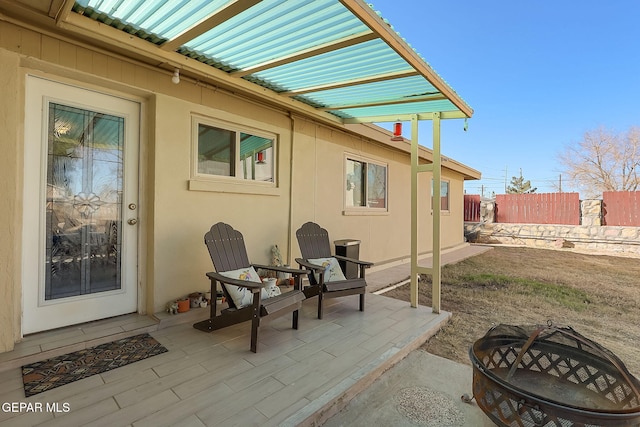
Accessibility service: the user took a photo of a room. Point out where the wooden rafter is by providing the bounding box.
[320,94,447,111]
[230,31,376,78]
[160,0,261,52]
[280,69,419,96]
[339,0,473,118]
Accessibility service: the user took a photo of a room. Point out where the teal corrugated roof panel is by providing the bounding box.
[72,0,473,120]
[299,75,438,108]
[184,0,369,71]
[253,39,412,91]
[75,0,235,41]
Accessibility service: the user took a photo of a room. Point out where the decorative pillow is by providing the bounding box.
[308,257,347,283]
[219,266,281,308]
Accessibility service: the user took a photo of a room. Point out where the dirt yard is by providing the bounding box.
[383,246,640,376]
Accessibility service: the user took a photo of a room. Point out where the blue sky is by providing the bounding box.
[370,1,640,196]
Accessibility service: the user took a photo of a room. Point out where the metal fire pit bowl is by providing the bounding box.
[469,323,640,427]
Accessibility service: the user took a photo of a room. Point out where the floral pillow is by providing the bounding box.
[308,257,347,283]
[219,266,281,308]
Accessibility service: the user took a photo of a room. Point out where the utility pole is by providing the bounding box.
[559,174,562,192]
[504,166,508,193]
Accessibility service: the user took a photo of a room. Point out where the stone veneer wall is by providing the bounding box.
[465,199,640,256]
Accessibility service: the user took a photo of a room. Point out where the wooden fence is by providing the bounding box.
[495,193,581,225]
[465,191,640,226]
[603,191,640,226]
[463,194,481,222]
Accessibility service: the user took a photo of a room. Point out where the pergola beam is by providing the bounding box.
[339,0,473,118]
[160,0,261,52]
[343,111,466,124]
[280,70,419,96]
[321,94,446,111]
[231,31,376,78]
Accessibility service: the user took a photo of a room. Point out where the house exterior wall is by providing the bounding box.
[0,49,21,353]
[0,20,473,352]
[289,116,466,267]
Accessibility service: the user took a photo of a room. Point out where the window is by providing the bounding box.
[345,156,387,210]
[194,117,275,183]
[432,180,450,211]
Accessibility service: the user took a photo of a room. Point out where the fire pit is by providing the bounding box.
[469,323,640,426]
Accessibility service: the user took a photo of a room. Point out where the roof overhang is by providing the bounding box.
[0,0,472,127]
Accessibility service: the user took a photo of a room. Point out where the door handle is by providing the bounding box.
[127,218,138,225]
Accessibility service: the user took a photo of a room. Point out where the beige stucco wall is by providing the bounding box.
[289,115,466,266]
[149,93,295,313]
[0,49,21,353]
[0,19,472,350]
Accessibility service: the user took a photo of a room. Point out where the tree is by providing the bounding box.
[506,169,537,194]
[558,126,640,198]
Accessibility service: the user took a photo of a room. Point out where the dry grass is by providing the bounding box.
[383,246,640,376]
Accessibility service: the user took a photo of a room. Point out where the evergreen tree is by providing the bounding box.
[506,169,537,194]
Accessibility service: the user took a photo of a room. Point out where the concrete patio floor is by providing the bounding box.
[0,244,493,427]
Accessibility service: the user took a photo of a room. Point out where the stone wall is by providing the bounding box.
[465,199,640,256]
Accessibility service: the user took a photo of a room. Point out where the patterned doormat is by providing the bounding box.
[22,333,168,397]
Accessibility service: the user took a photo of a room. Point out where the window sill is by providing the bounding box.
[188,179,280,196]
[342,210,389,216]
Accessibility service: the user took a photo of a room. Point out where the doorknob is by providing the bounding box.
[127,218,138,225]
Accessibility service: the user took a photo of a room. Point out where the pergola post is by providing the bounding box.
[410,112,442,313]
[410,115,419,308]
[431,112,442,313]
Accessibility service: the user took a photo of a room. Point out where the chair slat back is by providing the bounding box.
[296,222,332,259]
[205,223,251,272]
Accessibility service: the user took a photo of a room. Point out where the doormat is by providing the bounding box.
[22,333,168,397]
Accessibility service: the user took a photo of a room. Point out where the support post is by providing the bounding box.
[432,113,441,313]
[410,115,419,307]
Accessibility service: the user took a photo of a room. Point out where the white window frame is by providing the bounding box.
[191,115,277,187]
[344,153,388,213]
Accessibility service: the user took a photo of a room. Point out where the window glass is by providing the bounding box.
[432,180,450,211]
[346,159,364,207]
[367,163,387,209]
[345,156,387,210]
[240,133,274,182]
[197,124,234,176]
[194,119,275,183]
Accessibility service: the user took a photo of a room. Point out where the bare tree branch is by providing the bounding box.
[557,126,640,197]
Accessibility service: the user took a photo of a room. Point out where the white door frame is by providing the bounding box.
[22,75,141,334]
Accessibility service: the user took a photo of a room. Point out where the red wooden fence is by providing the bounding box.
[602,191,640,226]
[495,192,580,225]
[464,194,481,222]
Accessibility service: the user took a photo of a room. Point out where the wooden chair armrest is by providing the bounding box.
[333,254,373,268]
[294,258,325,272]
[251,264,309,276]
[206,271,266,291]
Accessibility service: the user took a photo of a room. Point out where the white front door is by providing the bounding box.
[22,76,140,334]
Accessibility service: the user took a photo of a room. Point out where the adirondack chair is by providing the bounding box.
[295,222,373,319]
[193,223,306,352]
